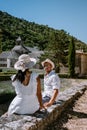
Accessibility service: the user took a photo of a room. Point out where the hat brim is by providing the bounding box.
[14,58,36,72]
[41,59,55,69]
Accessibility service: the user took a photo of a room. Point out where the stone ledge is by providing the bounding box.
[0,85,87,130]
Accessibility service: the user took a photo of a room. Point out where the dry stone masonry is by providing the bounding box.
[0,83,87,130]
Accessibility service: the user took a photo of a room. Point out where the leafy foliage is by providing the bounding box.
[0,29,3,53]
[0,10,87,68]
[68,37,75,77]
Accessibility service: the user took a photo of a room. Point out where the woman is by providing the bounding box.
[3,54,43,116]
[41,59,60,108]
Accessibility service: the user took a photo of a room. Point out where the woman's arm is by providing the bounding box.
[36,76,43,109]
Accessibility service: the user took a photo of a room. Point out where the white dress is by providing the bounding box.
[8,72,39,116]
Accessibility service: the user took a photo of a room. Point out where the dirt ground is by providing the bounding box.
[46,88,87,130]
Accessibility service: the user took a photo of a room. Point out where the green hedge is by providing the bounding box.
[0,69,2,72]
[0,73,71,81]
[0,75,11,81]
[0,93,15,104]
[58,73,70,78]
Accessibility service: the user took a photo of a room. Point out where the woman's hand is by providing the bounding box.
[40,104,46,110]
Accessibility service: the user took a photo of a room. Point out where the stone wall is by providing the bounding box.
[76,51,87,75]
[0,84,87,130]
[81,53,87,75]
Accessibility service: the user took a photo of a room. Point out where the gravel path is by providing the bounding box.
[46,89,87,130]
[64,89,87,130]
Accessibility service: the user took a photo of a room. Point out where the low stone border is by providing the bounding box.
[0,84,87,130]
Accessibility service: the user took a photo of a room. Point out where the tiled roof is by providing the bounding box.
[29,51,44,61]
[0,46,44,60]
[0,51,10,58]
[7,51,19,59]
[12,45,30,54]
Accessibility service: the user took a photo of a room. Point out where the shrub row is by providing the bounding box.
[0,93,16,104]
[0,73,70,81]
[0,75,11,81]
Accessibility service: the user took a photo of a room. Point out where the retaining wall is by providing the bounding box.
[0,84,87,130]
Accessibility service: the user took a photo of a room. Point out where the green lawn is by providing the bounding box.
[0,78,86,95]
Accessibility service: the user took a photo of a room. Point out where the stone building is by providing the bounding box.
[0,51,10,67]
[0,45,87,76]
[76,50,87,75]
[0,44,43,68]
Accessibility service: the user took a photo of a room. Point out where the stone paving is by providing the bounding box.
[63,89,87,130]
[46,88,87,130]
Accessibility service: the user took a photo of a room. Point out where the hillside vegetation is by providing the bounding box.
[0,10,87,67]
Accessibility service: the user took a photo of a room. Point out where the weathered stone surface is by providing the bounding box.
[0,85,86,130]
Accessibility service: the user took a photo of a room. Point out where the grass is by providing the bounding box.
[0,78,87,95]
[0,81,14,95]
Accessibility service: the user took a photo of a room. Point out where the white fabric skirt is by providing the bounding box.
[8,94,39,116]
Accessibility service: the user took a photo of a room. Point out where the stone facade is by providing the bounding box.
[76,50,87,75]
[81,53,87,75]
[0,45,43,68]
[0,49,87,75]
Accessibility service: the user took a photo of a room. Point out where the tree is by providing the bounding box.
[0,29,2,53]
[68,36,75,77]
[40,30,69,72]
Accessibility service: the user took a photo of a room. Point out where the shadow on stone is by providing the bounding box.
[31,109,49,118]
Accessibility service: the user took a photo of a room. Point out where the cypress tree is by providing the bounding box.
[0,29,2,53]
[68,37,75,77]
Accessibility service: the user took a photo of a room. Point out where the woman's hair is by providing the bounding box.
[13,69,28,83]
